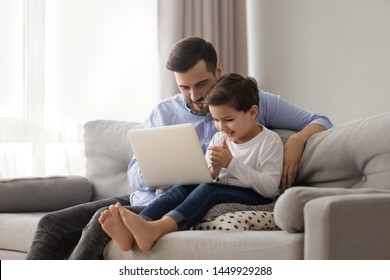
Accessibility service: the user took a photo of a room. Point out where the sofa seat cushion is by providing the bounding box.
[0,212,46,253]
[104,230,303,260]
[0,249,27,260]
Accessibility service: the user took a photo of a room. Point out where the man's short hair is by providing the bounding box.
[205,73,259,113]
[166,37,218,74]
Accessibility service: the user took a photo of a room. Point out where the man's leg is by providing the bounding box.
[25,195,130,260]
[69,205,145,259]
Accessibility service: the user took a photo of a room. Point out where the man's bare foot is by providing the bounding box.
[99,203,134,251]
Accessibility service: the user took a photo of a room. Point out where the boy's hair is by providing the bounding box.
[166,37,218,74]
[205,73,259,113]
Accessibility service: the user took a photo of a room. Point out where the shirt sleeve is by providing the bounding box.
[258,90,333,131]
[127,110,158,192]
[127,157,153,191]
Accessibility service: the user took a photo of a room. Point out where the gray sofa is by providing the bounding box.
[1,112,390,260]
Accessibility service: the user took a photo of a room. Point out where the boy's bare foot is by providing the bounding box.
[117,205,177,252]
[99,203,134,251]
[117,205,157,251]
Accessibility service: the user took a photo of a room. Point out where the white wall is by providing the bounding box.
[247,0,390,126]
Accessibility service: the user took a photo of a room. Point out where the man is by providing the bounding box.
[26,37,332,260]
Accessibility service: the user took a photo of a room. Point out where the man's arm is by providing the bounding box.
[127,108,159,192]
[127,157,151,191]
[258,90,333,131]
[258,90,333,189]
[281,123,326,190]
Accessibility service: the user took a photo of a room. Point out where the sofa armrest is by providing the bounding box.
[0,176,93,213]
[274,187,390,232]
[304,194,390,259]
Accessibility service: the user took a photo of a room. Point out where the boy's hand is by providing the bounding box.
[208,139,233,175]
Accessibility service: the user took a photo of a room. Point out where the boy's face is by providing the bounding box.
[209,104,259,144]
[174,60,222,115]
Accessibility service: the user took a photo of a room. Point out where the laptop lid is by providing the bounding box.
[127,123,213,189]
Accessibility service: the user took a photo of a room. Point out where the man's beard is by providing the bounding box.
[186,97,209,115]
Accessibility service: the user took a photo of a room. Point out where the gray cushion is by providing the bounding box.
[296,111,390,190]
[0,176,93,212]
[83,120,142,200]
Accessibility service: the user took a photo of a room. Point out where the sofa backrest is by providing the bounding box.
[84,112,390,201]
[296,111,390,190]
[84,120,142,200]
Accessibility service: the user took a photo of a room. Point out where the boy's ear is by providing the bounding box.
[250,105,259,118]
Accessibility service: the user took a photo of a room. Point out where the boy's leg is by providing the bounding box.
[25,195,131,260]
[168,183,272,229]
[139,185,195,220]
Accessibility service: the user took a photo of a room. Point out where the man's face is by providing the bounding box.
[174,60,222,115]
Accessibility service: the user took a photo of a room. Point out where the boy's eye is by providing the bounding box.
[213,119,234,122]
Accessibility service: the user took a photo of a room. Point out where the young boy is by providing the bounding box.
[99,73,284,252]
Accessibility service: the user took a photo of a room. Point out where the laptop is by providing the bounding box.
[127,123,213,188]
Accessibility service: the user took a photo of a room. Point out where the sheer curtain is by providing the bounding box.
[0,0,159,178]
[157,0,248,99]
[1,0,248,179]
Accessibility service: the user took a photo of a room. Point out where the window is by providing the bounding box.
[0,0,159,178]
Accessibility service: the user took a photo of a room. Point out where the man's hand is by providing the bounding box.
[208,139,233,178]
[280,124,327,191]
[281,134,305,191]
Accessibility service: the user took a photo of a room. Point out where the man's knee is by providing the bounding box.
[87,206,110,228]
[37,212,62,230]
[94,206,109,217]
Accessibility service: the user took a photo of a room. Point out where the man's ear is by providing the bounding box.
[216,62,223,79]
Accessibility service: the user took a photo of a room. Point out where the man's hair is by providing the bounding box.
[166,37,218,73]
[205,73,259,113]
